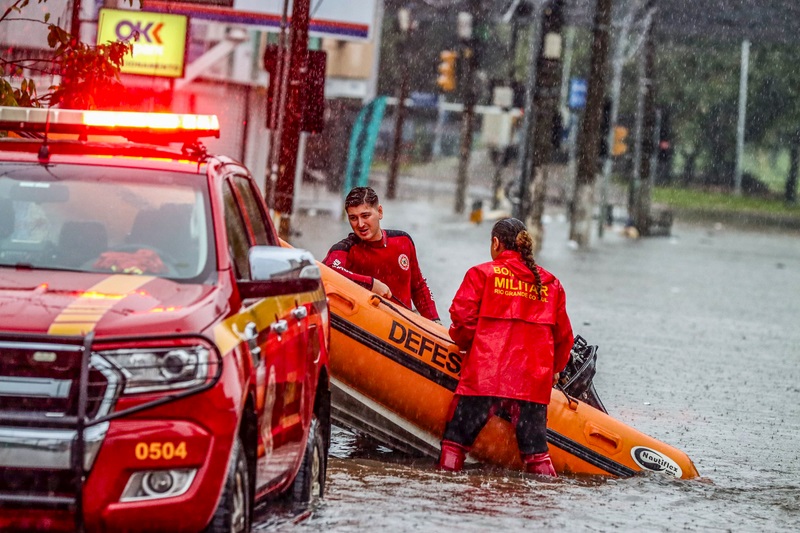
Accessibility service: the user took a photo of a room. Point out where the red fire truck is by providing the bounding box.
[0,107,330,532]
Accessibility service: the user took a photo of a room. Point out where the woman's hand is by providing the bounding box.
[553,372,561,386]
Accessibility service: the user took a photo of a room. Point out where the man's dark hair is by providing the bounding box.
[345,186,379,209]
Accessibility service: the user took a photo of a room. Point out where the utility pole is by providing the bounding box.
[568,0,612,248]
[786,131,799,205]
[649,108,662,194]
[70,0,82,39]
[273,0,310,240]
[512,0,547,222]
[386,8,413,200]
[734,39,750,196]
[454,4,480,215]
[266,1,292,211]
[599,0,648,238]
[526,0,565,254]
[60,0,84,108]
[631,15,656,235]
[559,26,576,113]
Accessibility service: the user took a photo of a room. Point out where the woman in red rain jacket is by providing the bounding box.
[439,218,573,476]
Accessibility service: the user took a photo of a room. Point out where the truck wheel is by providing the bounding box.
[289,416,327,503]
[205,437,251,533]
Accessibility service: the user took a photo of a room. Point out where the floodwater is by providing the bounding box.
[255,195,800,532]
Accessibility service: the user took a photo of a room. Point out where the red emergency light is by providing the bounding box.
[0,106,220,142]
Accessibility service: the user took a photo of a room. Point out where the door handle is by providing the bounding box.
[292,306,308,321]
[243,322,258,341]
[271,319,288,335]
[243,322,261,361]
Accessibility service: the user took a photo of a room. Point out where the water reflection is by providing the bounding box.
[253,426,799,532]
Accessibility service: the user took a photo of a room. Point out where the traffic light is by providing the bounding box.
[612,126,629,156]
[437,50,457,92]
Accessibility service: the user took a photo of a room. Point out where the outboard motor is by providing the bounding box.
[560,336,607,413]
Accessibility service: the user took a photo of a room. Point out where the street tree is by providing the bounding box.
[569,0,613,248]
[0,0,133,109]
[655,39,741,186]
[657,38,800,201]
[746,43,800,202]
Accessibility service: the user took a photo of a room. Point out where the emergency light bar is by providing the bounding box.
[0,106,220,141]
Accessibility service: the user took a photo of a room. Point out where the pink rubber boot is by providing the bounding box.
[522,452,557,477]
[438,440,468,472]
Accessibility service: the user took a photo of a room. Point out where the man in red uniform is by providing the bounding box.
[439,218,573,476]
[323,187,440,322]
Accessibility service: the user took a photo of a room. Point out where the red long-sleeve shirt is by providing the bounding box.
[322,230,440,321]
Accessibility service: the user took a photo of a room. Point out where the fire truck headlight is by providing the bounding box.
[120,468,197,502]
[98,346,213,394]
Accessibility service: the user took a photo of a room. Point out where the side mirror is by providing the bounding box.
[238,246,322,299]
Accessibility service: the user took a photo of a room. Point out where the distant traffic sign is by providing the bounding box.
[410,92,438,109]
[569,78,587,109]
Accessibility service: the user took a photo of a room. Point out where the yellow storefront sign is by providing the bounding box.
[97,9,188,78]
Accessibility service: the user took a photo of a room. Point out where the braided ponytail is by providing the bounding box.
[514,228,543,298]
[492,218,543,298]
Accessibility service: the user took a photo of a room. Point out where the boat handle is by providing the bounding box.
[585,423,621,453]
[326,288,357,314]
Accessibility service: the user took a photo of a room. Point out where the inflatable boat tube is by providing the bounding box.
[321,264,699,479]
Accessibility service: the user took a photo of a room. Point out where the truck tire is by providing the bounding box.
[205,437,251,533]
[289,415,327,503]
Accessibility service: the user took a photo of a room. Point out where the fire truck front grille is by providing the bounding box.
[0,339,119,425]
[0,467,74,498]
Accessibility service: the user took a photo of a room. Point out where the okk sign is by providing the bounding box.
[97,9,189,78]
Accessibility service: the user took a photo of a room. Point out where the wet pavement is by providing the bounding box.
[255,166,800,531]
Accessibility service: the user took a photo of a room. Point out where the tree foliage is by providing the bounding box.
[747,44,800,144]
[0,0,134,109]
[656,37,800,190]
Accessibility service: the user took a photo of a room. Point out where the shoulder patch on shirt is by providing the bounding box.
[398,254,410,270]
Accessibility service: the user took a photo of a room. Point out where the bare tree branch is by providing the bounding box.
[0,0,29,26]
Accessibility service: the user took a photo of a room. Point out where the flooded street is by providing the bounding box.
[258,196,800,531]
[5,0,800,530]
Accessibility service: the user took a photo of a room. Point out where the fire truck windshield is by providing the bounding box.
[0,163,214,280]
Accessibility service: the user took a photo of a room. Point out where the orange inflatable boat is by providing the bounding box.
[321,264,699,479]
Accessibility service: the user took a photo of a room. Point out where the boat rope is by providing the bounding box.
[555,383,579,411]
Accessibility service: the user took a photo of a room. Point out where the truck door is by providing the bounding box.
[224,175,309,487]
